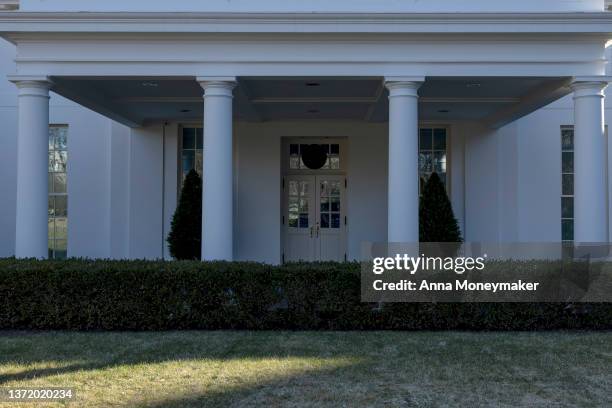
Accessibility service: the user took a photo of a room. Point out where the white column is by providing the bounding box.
[198,78,236,261]
[571,80,609,243]
[385,79,423,243]
[10,78,51,259]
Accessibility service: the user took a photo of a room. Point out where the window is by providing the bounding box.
[48,125,68,259]
[289,143,340,170]
[419,128,447,191]
[287,180,310,228]
[181,127,203,182]
[320,179,342,229]
[561,126,574,242]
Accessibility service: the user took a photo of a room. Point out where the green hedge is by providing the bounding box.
[0,258,610,331]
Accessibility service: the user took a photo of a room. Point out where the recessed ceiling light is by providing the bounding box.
[306,82,321,87]
[438,109,450,113]
[142,81,159,87]
[180,109,191,113]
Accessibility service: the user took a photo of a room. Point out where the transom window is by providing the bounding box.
[181,127,203,182]
[561,126,575,242]
[289,143,340,170]
[419,128,447,190]
[48,125,68,259]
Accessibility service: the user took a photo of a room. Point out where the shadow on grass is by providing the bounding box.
[1,358,372,407]
[0,331,375,407]
[0,360,141,385]
[1,331,610,407]
[138,360,375,408]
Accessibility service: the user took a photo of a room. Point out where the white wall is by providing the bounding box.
[346,129,389,261]
[127,125,165,260]
[234,124,281,263]
[109,121,130,259]
[498,123,520,243]
[89,121,177,261]
[461,123,504,242]
[2,36,610,259]
[64,89,610,260]
[126,120,467,263]
[516,103,568,242]
[449,126,466,237]
[461,117,561,243]
[51,96,112,259]
[457,44,612,244]
[128,120,389,263]
[0,38,131,259]
[234,121,393,263]
[459,89,612,244]
[6,94,610,261]
[162,123,179,260]
[514,92,612,242]
[20,0,605,12]
[0,40,17,257]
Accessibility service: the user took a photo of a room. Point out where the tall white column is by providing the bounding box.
[385,79,423,243]
[571,80,609,243]
[10,78,51,259]
[198,78,236,261]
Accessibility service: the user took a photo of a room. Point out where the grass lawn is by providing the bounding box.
[0,331,610,407]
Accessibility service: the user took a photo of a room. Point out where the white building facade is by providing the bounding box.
[0,0,611,263]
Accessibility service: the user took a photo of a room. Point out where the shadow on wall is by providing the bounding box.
[607,43,612,76]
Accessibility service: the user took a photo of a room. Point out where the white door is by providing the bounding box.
[284,176,317,262]
[315,175,346,262]
[284,175,346,262]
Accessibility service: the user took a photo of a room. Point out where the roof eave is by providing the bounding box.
[1,12,611,43]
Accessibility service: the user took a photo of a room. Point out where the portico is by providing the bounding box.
[1,10,611,261]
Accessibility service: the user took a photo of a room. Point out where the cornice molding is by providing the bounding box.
[2,11,612,20]
[1,12,612,36]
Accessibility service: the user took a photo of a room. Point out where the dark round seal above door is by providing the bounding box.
[300,144,328,170]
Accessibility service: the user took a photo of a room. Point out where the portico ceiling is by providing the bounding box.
[50,76,571,128]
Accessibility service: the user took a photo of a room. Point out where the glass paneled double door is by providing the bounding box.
[283,175,346,262]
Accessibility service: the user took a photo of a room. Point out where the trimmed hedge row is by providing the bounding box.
[0,258,610,331]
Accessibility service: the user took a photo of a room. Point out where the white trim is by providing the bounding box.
[1,12,612,37]
[573,75,612,82]
[7,74,50,83]
[385,76,426,83]
[196,76,237,84]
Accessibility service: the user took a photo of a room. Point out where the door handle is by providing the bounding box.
[310,226,314,238]
[316,224,320,238]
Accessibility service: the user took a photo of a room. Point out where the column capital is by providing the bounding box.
[384,77,424,97]
[570,77,610,99]
[8,75,52,97]
[197,77,237,97]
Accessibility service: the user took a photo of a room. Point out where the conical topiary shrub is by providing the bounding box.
[419,172,463,243]
[167,169,202,260]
